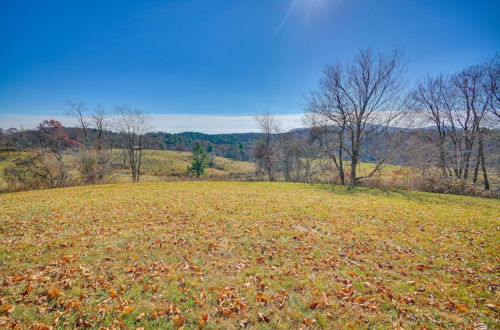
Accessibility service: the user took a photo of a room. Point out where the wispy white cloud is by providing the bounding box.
[0,113,305,134]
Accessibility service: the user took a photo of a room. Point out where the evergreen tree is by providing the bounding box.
[188,142,209,177]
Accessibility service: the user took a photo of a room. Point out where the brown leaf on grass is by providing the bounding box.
[174,315,185,328]
[400,297,415,305]
[11,276,24,283]
[122,306,135,315]
[109,288,119,298]
[303,317,316,325]
[64,300,81,311]
[78,320,92,328]
[198,314,208,328]
[354,296,366,304]
[309,302,320,309]
[256,292,268,305]
[415,264,430,271]
[0,304,13,314]
[257,312,270,323]
[47,288,61,299]
[444,299,468,312]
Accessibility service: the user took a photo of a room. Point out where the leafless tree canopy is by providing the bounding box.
[68,101,90,146]
[114,105,151,183]
[409,57,499,190]
[484,55,500,118]
[68,102,114,183]
[254,112,280,181]
[306,48,407,186]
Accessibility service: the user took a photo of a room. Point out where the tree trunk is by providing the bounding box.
[472,150,480,184]
[338,128,345,185]
[438,137,447,177]
[350,157,357,187]
[477,133,490,190]
[338,161,345,185]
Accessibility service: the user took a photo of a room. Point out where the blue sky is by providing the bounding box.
[0,0,499,131]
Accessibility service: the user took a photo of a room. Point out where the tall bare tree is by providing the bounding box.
[254,112,279,181]
[410,75,450,176]
[306,48,407,186]
[448,64,492,188]
[92,105,107,151]
[114,106,150,183]
[68,101,90,147]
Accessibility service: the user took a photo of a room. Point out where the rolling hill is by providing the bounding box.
[0,149,255,190]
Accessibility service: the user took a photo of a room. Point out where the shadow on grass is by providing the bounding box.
[309,183,488,205]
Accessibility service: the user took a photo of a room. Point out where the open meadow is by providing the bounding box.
[0,150,255,191]
[0,182,498,328]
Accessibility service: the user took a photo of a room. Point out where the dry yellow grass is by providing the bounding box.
[0,182,498,328]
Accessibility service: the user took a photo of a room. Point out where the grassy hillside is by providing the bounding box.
[0,182,498,328]
[125,149,254,178]
[0,150,255,189]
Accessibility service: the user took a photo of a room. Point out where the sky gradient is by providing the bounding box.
[1,0,499,132]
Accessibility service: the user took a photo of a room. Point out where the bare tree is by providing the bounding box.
[68,101,90,147]
[114,106,150,183]
[92,105,107,151]
[306,48,407,186]
[410,60,497,190]
[447,64,492,188]
[254,112,279,181]
[484,55,500,118]
[68,102,114,183]
[306,112,347,185]
[410,75,452,176]
[278,131,310,182]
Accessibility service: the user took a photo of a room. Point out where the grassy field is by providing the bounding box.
[117,149,254,180]
[0,150,255,190]
[0,182,498,329]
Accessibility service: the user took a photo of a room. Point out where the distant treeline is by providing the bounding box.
[0,127,259,161]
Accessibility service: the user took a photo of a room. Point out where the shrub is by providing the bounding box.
[77,150,112,184]
[3,150,73,191]
[413,173,492,197]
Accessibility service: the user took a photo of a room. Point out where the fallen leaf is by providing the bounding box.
[303,317,316,325]
[47,288,61,299]
[122,306,134,315]
[257,312,270,323]
[174,315,185,328]
[198,314,208,328]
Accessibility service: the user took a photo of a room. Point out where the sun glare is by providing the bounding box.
[274,0,336,37]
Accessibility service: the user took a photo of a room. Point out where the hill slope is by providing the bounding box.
[0,182,498,328]
[0,150,255,189]
[110,149,255,182]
